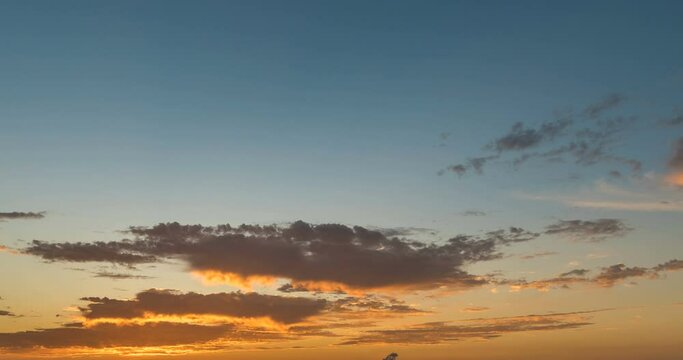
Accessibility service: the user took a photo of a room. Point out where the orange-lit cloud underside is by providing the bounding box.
[193,270,467,295]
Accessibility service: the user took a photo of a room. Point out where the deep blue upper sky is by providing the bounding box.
[1,0,683,235]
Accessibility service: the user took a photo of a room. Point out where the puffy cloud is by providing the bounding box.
[0,211,45,220]
[592,264,649,287]
[544,219,632,242]
[22,221,539,292]
[80,288,327,324]
[339,310,605,345]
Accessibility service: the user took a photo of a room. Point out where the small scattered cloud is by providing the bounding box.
[460,210,487,217]
[507,259,683,291]
[0,310,15,317]
[442,94,641,178]
[545,219,632,242]
[92,271,154,280]
[520,251,558,260]
[0,211,45,221]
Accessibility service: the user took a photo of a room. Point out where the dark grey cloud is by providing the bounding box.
[544,219,632,242]
[339,309,604,345]
[327,296,427,316]
[488,118,572,152]
[80,288,327,324]
[653,259,683,272]
[92,271,154,280]
[24,240,157,266]
[0,322,277,350]
[559,269,590,278]
[592,264,649,287]
[383,353,399,360]
[508,259,683,291]
[23,221,539,291]
[442,94,641,177]
[0,212,45,220]
[0,310,15,317]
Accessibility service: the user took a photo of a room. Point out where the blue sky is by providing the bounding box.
[1,2,683,358]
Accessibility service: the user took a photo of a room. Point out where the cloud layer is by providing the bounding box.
[22,221,539,291]
[80,289,327,324]
[339,310,604,345]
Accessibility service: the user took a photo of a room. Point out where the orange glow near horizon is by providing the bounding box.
[665,171,683,187]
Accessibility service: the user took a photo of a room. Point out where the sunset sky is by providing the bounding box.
[1,1,683,359]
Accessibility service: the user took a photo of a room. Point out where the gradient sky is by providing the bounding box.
[1,1,683,359]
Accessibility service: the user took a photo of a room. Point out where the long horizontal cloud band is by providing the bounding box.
[23,221,540,290]
[81,289,327,324]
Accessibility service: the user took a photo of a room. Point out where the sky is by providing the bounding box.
[1,1,683,359]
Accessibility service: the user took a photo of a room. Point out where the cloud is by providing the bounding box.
[0,245,18,255]
[653,259,683,272]
[592,264,649,287]
[559,269,590,277]
[442,94,641,177]
[80,288,327,325]
[339,309,604,345]
[0,311,15,317]
[659,114,683,127]
[0,322,269,350]
[24,240,158,266]
[582,93,625,119]
[327,296,427,316]
[544,219,632,242]
[508,259,683,291]
[460,306,490,313]
[460,210,487,217]
[489,118,572,152]
[0,211,45,220]
[92,271,154,280]
[520,251,558,260]
[22,221,539,292]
